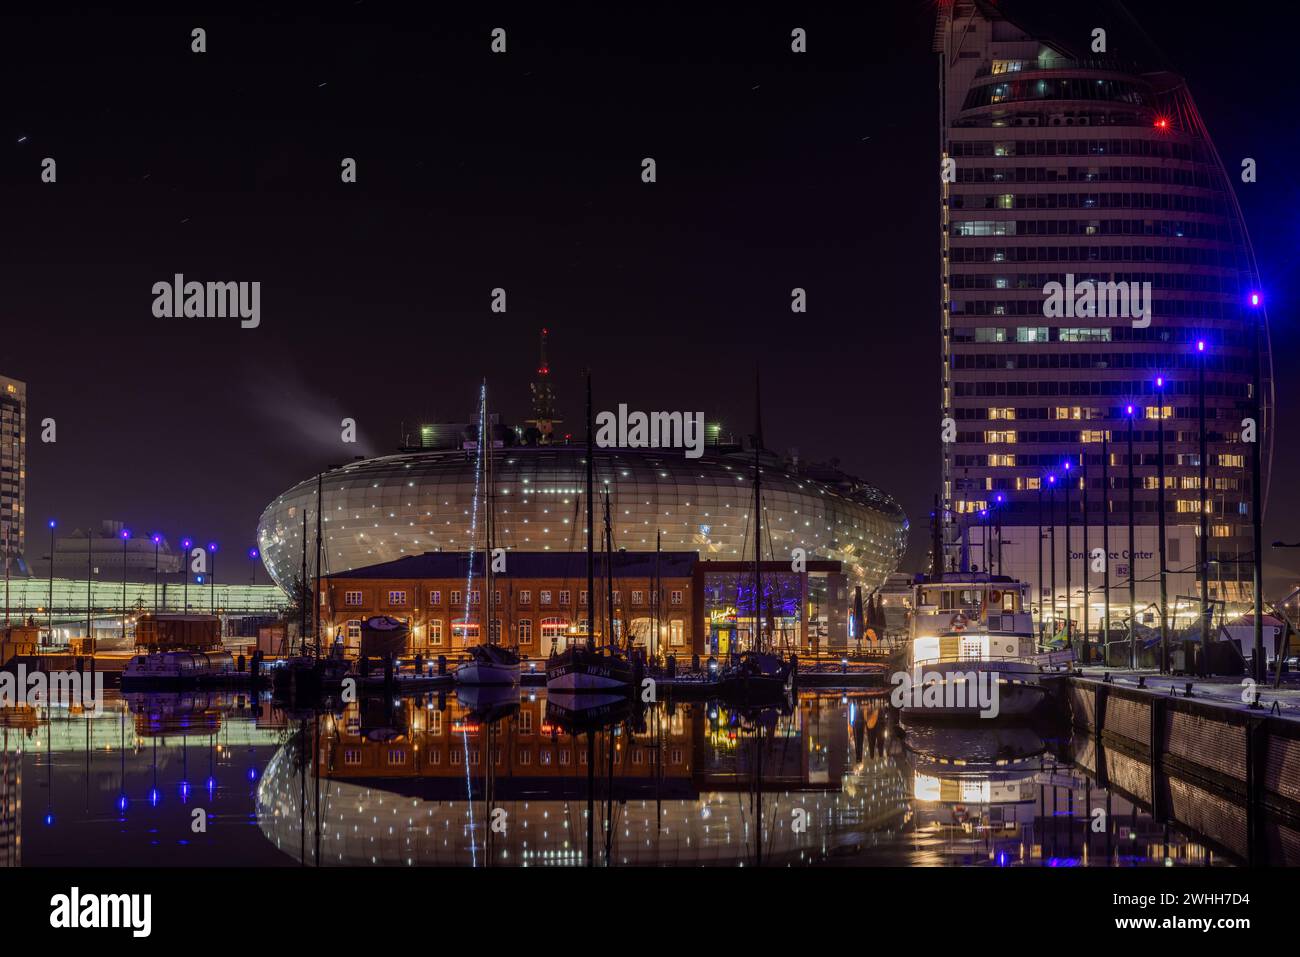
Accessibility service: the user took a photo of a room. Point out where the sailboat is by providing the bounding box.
[546,373,635,694]
[456,383,521,687]
[717,373,793,702]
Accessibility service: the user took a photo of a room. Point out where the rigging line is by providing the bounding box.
[461,382,488,644]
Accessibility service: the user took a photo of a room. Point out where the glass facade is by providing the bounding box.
[258,444,907,597]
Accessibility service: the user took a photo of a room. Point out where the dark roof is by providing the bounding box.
[973,0,1173,73]
[327,550,700,581]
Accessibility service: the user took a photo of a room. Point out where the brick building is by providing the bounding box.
[320,550,704,658]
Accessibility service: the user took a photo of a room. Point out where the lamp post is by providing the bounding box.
[979,509,989,572]
[181,538,193,612]
[1048,474,1057,637]
[1248,293,1265,682]
[248,547,259,586]
[1126,404,1137,669]
[1197,340,1209,675]
[1064,460,1073,654]
[994,493,1004,576]
[1101,432,1111,663]
[1156,376,1170,674]
[46,519,56,646]
[1037,483,1045,642]
[1081,452,1089,664]
[207,542,218,614]
[120,527,131,644]
[151,534,162,615]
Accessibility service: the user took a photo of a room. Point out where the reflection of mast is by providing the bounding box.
[527,328,561,443]
[752,372,764,654]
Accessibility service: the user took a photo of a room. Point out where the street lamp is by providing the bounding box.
[46,519,56,647]
[1126,404,1137,669]
[1196,340,1210,675]
[994,493,1005,576]
[248,547,260,585]
[1048,473,1057,637]
[1248,293,1265,682]
[1155,376,1170,674]
[181,537,193,612]
[1063,459,1073,654]
[151,534,162,615]
[1101,430,1111,663]
[120,527,131,645]
[207,542,218,614]
[1080,450,1089,663]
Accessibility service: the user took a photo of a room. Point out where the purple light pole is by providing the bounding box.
[151,534,162,616]
[1048,474,1057,635]
[181,537,193,612]
[1197,340,1209,675]
[1063,460,1073,653]
[1156,376,1170,673]
[1126,404,1137,668]
[120,527,131,644]
[46,519,56,646]
[207,542,218,614]
[1248,293,1266,682]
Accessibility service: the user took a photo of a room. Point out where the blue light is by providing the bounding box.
[248,547,259,560]
[43,812,55,826]
[149,788,160,807]
[117,795,129,812]
[1249,291,1261,307]
[47,519,56,529]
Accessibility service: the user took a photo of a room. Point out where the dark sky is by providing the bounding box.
[4,4,1299,591]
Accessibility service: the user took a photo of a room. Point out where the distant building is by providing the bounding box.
[51,521,183,581]
[0,375,25,577]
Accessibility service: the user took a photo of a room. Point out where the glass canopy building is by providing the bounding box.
[936,1,1271,624]
[257,438,908,597]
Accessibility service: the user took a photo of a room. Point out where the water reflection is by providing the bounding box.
[3,688,1296,866]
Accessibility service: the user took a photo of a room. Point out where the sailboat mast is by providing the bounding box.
[300,504,308,654]
[586,372,595,653]
[314,470,323,658]
[753,372,763,655]
[603,490,615,652]
[485,383,495,646]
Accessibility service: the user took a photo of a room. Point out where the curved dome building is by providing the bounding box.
[256,438,908,595]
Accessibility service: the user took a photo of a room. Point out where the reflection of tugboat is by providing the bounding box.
[903,723,1046,812]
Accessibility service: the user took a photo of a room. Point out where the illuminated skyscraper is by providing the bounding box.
[936,1,1270,625]
[0,375,25,577]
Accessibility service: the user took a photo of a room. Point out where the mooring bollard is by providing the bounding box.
[438,654,446,676]
[666,655,676,678]
[414,653,423,675]
[691,653,700,674]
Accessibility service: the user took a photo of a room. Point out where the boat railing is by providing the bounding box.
[911,652,1043,668]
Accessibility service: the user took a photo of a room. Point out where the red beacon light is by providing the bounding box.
[1154,116,1170,130]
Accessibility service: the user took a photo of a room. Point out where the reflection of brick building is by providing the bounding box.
[318,696,699,796]
[320,551,704,658]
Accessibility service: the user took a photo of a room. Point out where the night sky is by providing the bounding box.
[3,5,1298,591]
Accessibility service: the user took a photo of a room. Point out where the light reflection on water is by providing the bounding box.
[0,688,1285,866]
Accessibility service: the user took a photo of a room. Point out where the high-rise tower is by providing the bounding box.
[527,327,561,443]
[936,1,1271,631]
[0,375,25,578]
